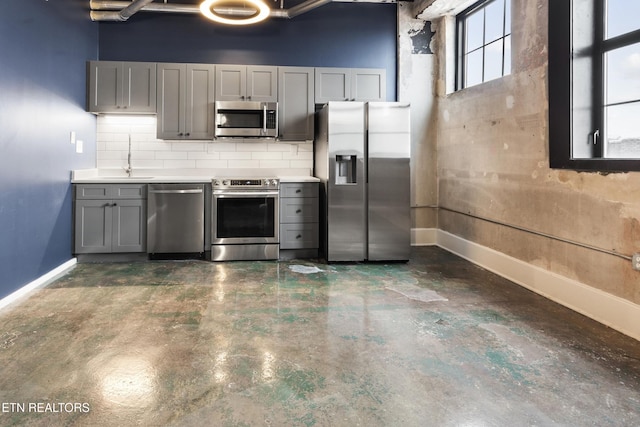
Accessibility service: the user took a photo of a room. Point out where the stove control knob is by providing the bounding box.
[271,179,278,186]
[222,180,230,186]
[213,180,220,186]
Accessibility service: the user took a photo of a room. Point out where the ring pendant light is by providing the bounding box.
[200,0,271,25]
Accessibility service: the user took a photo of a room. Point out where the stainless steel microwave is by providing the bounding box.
[214,101,278,138]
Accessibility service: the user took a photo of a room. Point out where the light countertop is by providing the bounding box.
[71,169,320,184]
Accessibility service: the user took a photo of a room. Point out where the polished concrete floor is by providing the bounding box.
[0,247,639,426]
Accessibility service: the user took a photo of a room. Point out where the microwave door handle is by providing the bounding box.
[263,104,267,135]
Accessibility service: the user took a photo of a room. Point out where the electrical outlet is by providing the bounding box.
[70,131,76,144]
[633,253,640,271]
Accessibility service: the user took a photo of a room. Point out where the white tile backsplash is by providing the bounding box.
[95,115,314,173]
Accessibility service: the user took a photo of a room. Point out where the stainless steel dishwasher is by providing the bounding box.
[148,183,205,255]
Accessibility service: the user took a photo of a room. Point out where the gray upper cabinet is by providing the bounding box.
[157,63,215,140]
[351,68,387,102]
[216,65,277,102]
[88,61,157,113]
[315,67,386,103]
[314,68,351,104]
[278,67,314,141]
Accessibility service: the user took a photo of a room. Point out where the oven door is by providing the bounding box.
[212,190,279,244]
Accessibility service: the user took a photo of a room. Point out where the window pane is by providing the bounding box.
[466,10,484,52]
[505,0,511,35]
[504,35,512,75]
[484,39,504,81]
[606,0,640,39]
[465,50,483,87]
[605,102,640,158]
[605,42,640,105]
[485,0,505,44]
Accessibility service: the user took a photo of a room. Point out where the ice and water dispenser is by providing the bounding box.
[335,155,357,185]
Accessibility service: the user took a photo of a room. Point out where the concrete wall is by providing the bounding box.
[397,3,438,230]
[428,0,640,305]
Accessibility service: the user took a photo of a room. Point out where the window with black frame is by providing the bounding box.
[456,0,511,90]
[599,0,640,159]
[549,0,640,171]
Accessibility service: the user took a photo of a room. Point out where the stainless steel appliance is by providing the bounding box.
[214,101,278,138]
[211,178,280,261]
[148,183,205,255]
[314,102,411,262]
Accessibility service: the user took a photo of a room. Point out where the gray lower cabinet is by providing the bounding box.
[74,184,147,254]
[157,63,215,140]
[278,67,314,141]
[280,183,319,254]
[88,61,156,113]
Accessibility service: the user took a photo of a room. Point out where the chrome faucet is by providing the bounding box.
[124,134,133,177]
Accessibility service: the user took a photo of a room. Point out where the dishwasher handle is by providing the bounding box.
[149,189,203,194]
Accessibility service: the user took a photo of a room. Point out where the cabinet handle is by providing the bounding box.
[241,95,245,100]
[178,132,183,136]
[296,234,302,239]
[112,203,117,207]
[296,209,302,213]
[185,133,190,136]
[296,189,301,193]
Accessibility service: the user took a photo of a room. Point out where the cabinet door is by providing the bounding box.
[75,200,112,254]
[157,63,187,139]
[185,64,215,139]
[247,66,277,102]
[216,65,246,101]
[123,62,157,113]
[278,67,314,141]
[351,68,386,101]
[315,68,351,103]
[112,199,147,253]
[88,61,122,113]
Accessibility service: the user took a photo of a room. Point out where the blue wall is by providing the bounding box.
[0,1,98,297]
[98,3,397,100]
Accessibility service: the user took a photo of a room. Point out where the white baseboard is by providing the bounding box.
[411,228,438,246]
[436,230,640,342]
[0,258,77,312]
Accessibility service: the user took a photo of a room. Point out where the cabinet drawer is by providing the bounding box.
[76,185,111,200]
[280,183,318,198]
[280,224,318,249]
[281,197,318,223]
[75,184,147,200]
[113,184,147,199]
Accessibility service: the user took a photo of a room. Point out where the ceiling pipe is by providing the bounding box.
[89,0,395,21]
[91,0,156,22]
[285,0,332,18]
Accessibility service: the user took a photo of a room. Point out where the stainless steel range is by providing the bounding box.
[211,178,280,261]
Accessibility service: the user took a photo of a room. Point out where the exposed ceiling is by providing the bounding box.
[89,0,401,22]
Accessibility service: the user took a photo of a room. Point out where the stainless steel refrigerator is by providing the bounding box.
[314,101,411,262]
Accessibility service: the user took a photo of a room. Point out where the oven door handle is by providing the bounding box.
[213,191,279,197]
